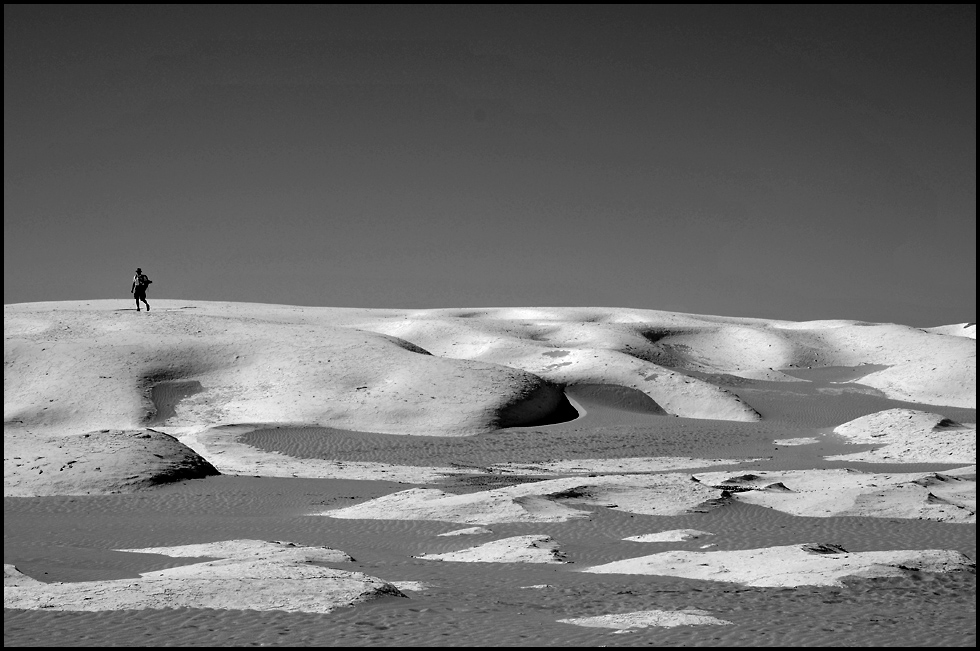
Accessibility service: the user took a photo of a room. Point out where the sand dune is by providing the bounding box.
[693,467,976,522]
[3,300,975,641]
[827,408,976,464]
[6,300,974,497]
[317,466,975,525]
[582,543,975,587]
[318,473,728,523]
[4,540,404,613]
[4,428,218,496]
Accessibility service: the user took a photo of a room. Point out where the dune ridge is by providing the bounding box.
[3,299,975,637]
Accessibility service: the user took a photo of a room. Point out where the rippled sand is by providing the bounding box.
[5,474,975,646]
[5,384,976,646]
[4,302,975,646]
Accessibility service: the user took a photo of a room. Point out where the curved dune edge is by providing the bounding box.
[694,468,977,523]
[3,428,218,497]
[3,302,574,440]
[2,540,405,613]
[557,609,733,630]
[4,300,975,501]
[827,408,976,464]
[347,306,976,410]
[416,534,567,563]
[581,543,976,587]
[923,323,976,339]
[9,300,973,440]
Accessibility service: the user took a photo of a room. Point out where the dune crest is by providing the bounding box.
[5,300,975,498]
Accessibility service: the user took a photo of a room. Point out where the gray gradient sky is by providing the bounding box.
[4,5,976,326]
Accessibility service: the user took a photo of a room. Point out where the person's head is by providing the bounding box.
[136,268,142,273]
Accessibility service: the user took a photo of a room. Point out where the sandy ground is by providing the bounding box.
[3,300,976,646]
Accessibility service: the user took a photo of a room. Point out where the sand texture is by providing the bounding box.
[4,300,976,646]
[5,540,404,613]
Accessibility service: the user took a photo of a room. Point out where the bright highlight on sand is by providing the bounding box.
[4,300,976,618]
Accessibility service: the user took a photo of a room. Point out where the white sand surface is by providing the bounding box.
[3,428,218,496]
[557,609,733,629]
[3,300,976,641]
[923,323,976,339]
[3,540,403,613]
[416,534,567,563]
[624,529,715,543]
[582,543,976,587]
[826,408,976,463]
[317,473,727,524]
[693,468,976,522]
[6,302,973,449]
[437,526,493,536]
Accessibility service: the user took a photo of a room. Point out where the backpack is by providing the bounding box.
[137,274,151,288]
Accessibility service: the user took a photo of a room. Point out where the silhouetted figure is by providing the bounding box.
[131,267,152,311]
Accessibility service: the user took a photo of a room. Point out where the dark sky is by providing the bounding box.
[4,5,976,326]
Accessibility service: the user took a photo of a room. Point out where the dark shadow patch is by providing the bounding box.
[545,485,594,500]
[541,349,570,358]
[512,391,581,427]
[801,543,848,555]
[638,328,680,344]
[683,371,762,388]
[436,474,553,494]
[149,380,204,424]
[629,328,703,367]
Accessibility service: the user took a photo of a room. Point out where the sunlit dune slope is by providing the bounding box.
[5,300,973,441]
[4,300,975,497]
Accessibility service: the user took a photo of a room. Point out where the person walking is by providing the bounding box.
[131,267,152,311]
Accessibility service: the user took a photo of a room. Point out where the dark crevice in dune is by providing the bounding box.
[505,390,581,428]
[147,455,221,485]
[148,380,204,425]
[437,474,554,493]
[690,493,737,512]
[802,543,849,555]
[376,334,432,355]
[630,328,704,368]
